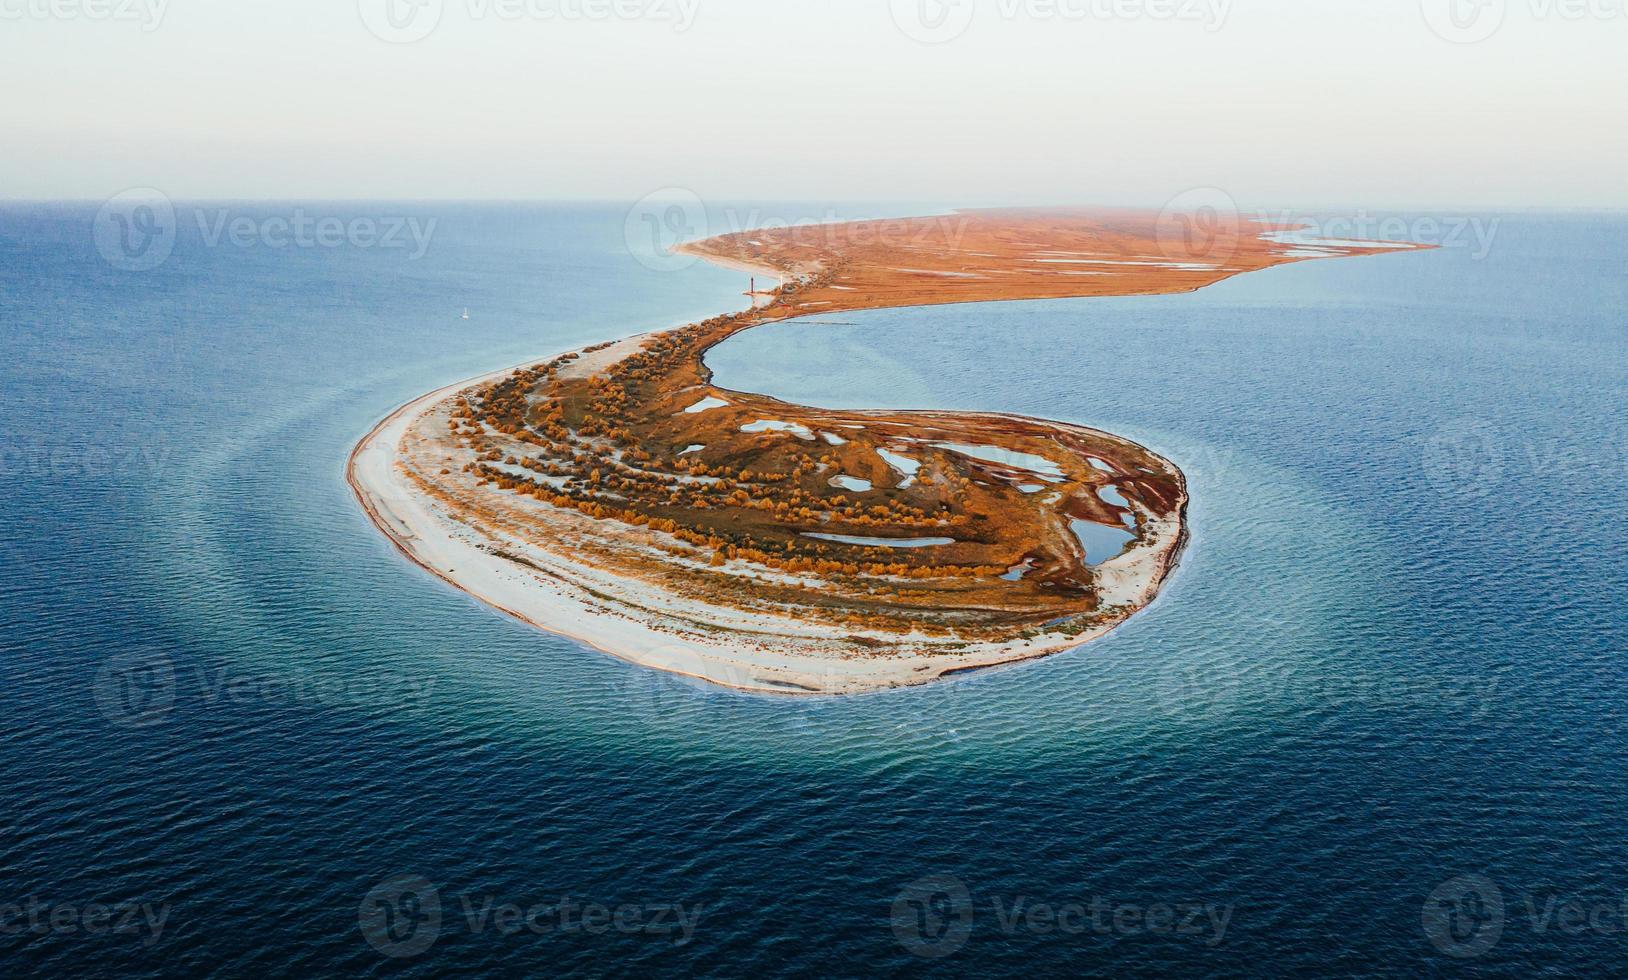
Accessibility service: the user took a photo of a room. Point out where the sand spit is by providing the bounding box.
[350,208,1424,694]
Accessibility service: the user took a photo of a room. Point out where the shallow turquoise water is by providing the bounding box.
[2,204,1625,975]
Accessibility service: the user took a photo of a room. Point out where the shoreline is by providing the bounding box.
[347,368,1189,695]
[348,208,1418,695]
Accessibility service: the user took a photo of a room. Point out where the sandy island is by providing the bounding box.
[349,207,1423,694]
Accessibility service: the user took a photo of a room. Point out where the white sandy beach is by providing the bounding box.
[347,337,1186,695]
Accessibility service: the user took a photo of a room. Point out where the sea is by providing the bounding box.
[1,201,1625,976]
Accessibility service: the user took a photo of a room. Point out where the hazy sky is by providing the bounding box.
[3,0,1623,207]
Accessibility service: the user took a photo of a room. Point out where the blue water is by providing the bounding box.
[1068,518,1136,567]
[2,204,1626,976]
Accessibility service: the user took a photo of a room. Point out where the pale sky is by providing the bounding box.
[2,0,1624,208]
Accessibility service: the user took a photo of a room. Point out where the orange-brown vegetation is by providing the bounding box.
[400,208,1411,645]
